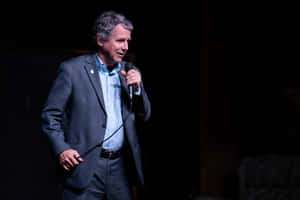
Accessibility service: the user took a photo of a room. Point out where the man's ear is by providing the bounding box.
[96,35,104,47]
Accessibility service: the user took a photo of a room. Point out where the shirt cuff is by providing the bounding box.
[134,88,141,96]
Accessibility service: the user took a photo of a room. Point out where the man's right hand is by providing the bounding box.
[58,149,84,171]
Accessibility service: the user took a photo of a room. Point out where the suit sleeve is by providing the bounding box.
[41,63,72,156]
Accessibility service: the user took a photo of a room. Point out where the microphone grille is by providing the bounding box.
[125,62,134,71]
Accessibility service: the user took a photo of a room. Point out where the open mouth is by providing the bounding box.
[117,51,126,57]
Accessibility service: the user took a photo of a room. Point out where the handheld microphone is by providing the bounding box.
[125,62,134,101]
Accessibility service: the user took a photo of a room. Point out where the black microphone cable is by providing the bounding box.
[79,74,134,159]
[79,110,132,159]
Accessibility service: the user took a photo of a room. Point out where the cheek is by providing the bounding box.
[110,45,117,54]
[104,43,115,52]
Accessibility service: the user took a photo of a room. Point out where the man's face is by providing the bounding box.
[98,24,131,66]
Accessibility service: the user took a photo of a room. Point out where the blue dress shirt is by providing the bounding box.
[96,55,124,151]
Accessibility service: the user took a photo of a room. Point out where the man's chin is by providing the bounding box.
[114,58,123,63]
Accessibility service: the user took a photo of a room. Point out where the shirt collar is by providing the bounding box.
[96,53,121,74]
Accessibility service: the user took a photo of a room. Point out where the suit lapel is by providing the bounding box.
[84,54,106,115]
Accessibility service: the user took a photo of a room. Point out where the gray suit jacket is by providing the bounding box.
[41,53,151,189]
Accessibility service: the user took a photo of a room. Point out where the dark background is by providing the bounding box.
[5,0,290,199]
[3,0,296,199]
[0,1,201,200]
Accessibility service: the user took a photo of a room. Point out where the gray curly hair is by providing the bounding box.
[92,11,134,46]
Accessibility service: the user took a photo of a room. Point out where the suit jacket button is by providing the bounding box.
[102,124,106,128]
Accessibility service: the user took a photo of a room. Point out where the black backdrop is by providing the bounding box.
[0,1,202,200]
[0,2,294,200]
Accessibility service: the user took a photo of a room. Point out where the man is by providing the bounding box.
[41,11,151,200]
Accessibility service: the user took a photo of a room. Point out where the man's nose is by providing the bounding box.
[122,42,128,50]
